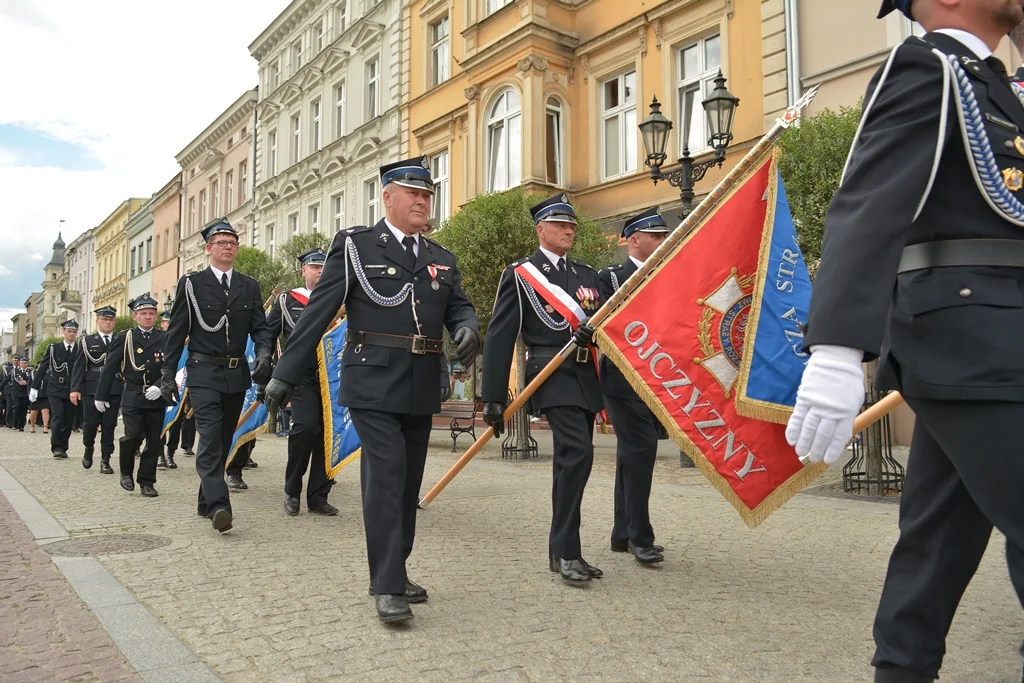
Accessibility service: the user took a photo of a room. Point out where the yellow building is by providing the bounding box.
[93,198,147,317]
[401,0,765,230]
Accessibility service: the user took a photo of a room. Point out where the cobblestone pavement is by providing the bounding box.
[0,426,1020,682]
[0,486,141,682]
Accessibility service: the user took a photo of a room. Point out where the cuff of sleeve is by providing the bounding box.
[808,344,865,367]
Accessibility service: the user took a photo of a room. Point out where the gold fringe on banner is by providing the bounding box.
[318,317,360,480]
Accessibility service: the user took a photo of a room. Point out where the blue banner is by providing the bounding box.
[226,339,269,466]
[735,168,813,424]
[161,348,189,438]
[318,317,361,478]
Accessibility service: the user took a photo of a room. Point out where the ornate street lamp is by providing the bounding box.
[163,294,173,314]
[638,70,739,218]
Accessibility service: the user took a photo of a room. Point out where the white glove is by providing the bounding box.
[94,400,110,413]
[786,345,866,465]
[144,385,162,401]
[29,389,38,403]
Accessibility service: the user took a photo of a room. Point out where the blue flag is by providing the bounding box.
[161,348,189,438]
[735,167,813,424]
[318,317,361,478]
[226,338,269,466]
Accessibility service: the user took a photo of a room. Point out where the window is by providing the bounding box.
[130,248,136,277]
[270,60,280,90]
[430,151,450,223]
[146,238,152,270]
[365,179,379,225]
[602,70,637,179]
[291,114,301,164]
[289,212,299,237]
[366,57,380,120]
[546,97,564,186]
[239,161,248,201]
[154,235,160,264]
[163,229,170,260]
[486,89,522,191]
[315,19,325,53]
[199,189,208,224]
[335,2,347,35]
[332,193,345,232]
[267,224,276,259]
[188,197,195,232]
[677,34,721,154]
[309,203,320,233]
[267,131,278,175]
[430,17,450,87]
[211,178,220,217]
[292,40,303,72]
[311,99,322,153]
[486,0,513,15]
[335,81,346,139]
[226,171,234,212]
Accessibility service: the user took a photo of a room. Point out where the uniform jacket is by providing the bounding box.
[806,33,1024,401]
[267,288,315,385]
[0,364,12,395]
[33,341,81,399]
[481,248,604,413]
[72,333,123,397]
[162,267,273,394]
[96,327,167,410]
[8,367,31,398]
[597,259,642,401]
[272,220,479,415]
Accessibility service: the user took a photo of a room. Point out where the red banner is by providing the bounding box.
[595,154,824,527]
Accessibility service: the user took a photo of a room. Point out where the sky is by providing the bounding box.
[0,0,288,331]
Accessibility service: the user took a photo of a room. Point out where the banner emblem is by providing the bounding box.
[695,271,755,398]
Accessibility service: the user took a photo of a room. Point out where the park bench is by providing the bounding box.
[437,401,478,452]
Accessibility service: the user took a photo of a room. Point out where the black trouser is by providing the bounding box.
[119,400,163,486]
[285,378,332,506]
[166,412,195,454]
[226,441,252,477]
[10,396,27,430]
[5,393,14,427]
[48,395,74,452]
[72,401,84,430]
[544,406,595,560]
[83,394,120,456]
[349,408,431,596]
[872,397,1024,679]
[190,387,246,517]
[605,394,659,548]
[0,394,6,424]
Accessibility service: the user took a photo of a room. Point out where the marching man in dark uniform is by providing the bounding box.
[71,306,120,473]
[96,296,166,497]
[8,356,31,431]
[161,219,273,533]
[265,156,480,623]
[481,193,605,584]
[788,2,1024,681]
[598,207,669,565]
[267,247,338,517]
[0,357,11,427]
[32,320,81,458]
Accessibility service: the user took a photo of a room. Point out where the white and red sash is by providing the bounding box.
[514,262,586,329]
[289,287,312,305]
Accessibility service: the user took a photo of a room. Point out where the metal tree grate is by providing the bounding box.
[41,534,172,557]
[502,389,538,460]
[842,395,905,496]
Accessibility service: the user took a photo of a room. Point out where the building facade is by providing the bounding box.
[64,229,95,330]
[249,0,402,256]
[176,90,256,275]
[28,291,43,359]
[93,199,147,316]
[11,312,29,359]
[401,0,765,231]
[41,235,67,335]
[151,175,182,311]
[126,199,155,303]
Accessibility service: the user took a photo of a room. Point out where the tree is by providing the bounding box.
[113,316,134,334]
[32,336,61,365]
[234,246,290,302]
[778,102,862,276]
[276,232,332,289]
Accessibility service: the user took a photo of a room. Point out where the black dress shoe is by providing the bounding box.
[308,502,338,516]
[165,455,177,469]
[140,484,159,498]
[580,559,603,578]
[244,459,258,469]
[611,539,664,553]
[284,496,300,516]
[120,475,135,492]
[226,475,248,490]
[628,540,664,565]
[99,457,113,474]
[375,594,413,623]
[183,448,195,455]
[212,509,233,533]
[368,579,428,604]
[52,450,68,459]
[82,447,94,470]
[197,506,208,517]
[873,667,934,683]
[549,557,591,583]
[157,454,168,469]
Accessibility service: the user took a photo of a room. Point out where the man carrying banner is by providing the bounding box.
[71,306,120,473]
[265,156,480,624]
[598,207,669,565]
[267,247,337,517]
[32,320,82,458]
[481,193,604,584]
[161,219,274,533]
[787,2,1024,681]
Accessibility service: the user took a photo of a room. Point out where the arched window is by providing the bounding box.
[545,97,563,186]
[486,89,522,191]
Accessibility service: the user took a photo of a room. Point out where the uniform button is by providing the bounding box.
[361,358,366,362]
[414,276,419,281]
[416,299,421,304]
[959,288,972,297]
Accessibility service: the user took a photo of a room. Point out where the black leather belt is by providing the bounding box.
[347,329,443,355]
[190,352,244,369]
[529,344,591,364]
[898,239,1024,273]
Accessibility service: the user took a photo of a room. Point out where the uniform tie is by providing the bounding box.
[220,273,229,294]
[556,257,568,290]
[102,335,109,347]
[142,330,150,341]
[985,55,1009,81]
[402,236,417,270]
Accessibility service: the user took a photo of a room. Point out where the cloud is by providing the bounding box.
[0,0,57,32]
[0,265,11,276]
[29,253,43,261]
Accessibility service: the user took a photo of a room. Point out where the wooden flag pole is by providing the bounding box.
[798,391,906,467]
[418,88,824,508]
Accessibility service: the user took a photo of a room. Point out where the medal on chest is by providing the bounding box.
[428,265,440,290]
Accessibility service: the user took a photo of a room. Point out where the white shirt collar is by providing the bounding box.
[384,218,419,249]
[933,28,992,60]
[629,255,644,269]
[538,246,567,268]
[209,264,233,284]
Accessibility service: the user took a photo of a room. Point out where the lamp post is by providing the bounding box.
[163,294,173,314]
[638,71,740,219]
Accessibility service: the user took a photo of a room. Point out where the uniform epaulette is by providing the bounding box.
[423,236,452,255]
[340,225,372,236]
[571,260,596,271]
[602,263,624,272]
[507,257,530,268]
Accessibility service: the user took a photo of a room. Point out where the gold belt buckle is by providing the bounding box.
[228,357,240,369]
[410,335,427,355]
[575,346,590,364]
